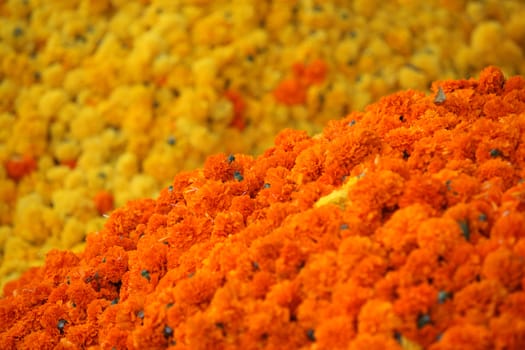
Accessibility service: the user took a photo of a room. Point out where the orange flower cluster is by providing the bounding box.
[273,59,328,105]
[1,67,525,349]
[93,191,115,216]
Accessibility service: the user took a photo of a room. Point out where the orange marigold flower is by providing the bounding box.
[273,78,307,105]
[490,210,525,246]
[394,283,438,323]
[416,217,464,257]
[18,331,57,350]
[94,190,114,215]
[476,158,518,190]
[225,89,246,131]
[482,247,524,291]
[4,154,37,181]
[376,204,433,256]
[429,323,492,350]
[477,65,506,94]
[357,299,401,336]
[274,59,327,105]
[315,315,356,349]
[453,279,508,325]
[301,59,328,86]
[490,313,525,350]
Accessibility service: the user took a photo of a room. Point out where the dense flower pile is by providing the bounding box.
[1,67,525,349]
[2,0,525,291]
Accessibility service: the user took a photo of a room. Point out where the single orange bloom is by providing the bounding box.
[225,90,247,131]
[273,78,307,105]
[94,190,114,215]
[4,154,37,181]
[302,59,328,86]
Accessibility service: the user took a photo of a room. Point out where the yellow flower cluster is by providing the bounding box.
[1,0,525,290]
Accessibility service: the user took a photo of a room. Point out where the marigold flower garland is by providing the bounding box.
[1,67,525,349]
